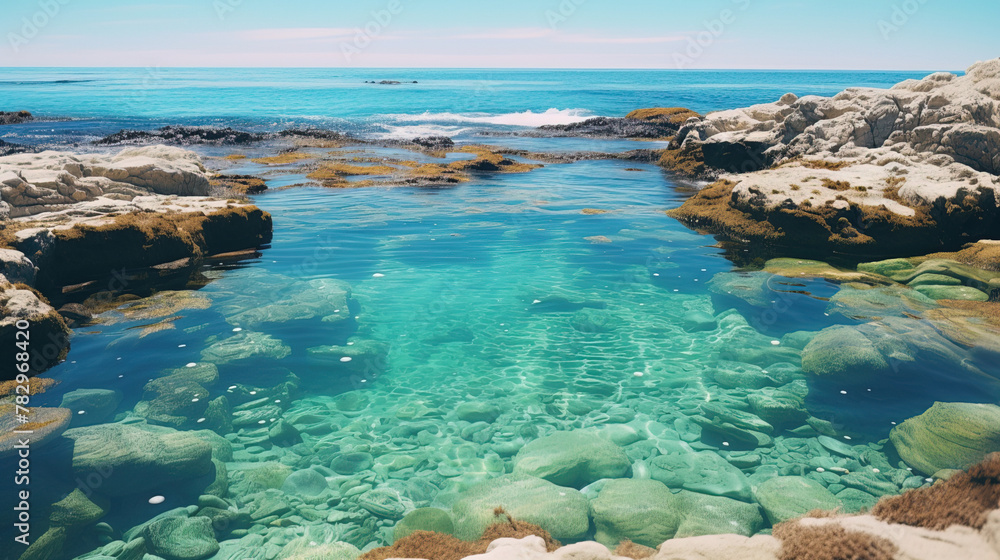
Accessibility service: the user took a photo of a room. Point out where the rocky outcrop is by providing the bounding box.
[666,58,1000,257]
[0,280,70,377]
[0,111,33,125]
[96,126,267,146]
[1,146,213,217]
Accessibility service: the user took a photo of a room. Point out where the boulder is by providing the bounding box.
[674,490,765,538]
[60,388,122,427]
[513,430,631,488]
[648,442,752,501]
[589,478,681,548]
[143,516,219,560]
[59,422,213,496]
[754,476,841,524]
[280,468,329,497]
[890,402,1000,475]
[0,281,71,374]
[451,474,590,541]
[0,248,36,284]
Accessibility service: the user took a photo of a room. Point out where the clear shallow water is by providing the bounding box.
[5,68,996,557]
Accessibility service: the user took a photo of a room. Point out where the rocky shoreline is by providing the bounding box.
[658,58,1000,260]
[0,145,273,375]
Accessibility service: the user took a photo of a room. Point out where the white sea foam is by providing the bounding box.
[386,108,593,127]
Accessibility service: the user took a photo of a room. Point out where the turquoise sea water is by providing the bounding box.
[3,68,995,559]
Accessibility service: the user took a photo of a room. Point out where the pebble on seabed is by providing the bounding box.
[373,273,385,277]
[148,496,165,505]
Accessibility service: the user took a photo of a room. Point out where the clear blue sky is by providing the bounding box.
[1,0,997,69]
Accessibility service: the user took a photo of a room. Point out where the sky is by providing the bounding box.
[1,0,997,69]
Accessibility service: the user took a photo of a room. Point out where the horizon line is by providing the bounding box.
[0,65,960,73]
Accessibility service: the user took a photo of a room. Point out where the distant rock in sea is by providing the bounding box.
[0,111,33,125]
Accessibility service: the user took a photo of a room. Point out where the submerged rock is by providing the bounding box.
[201,331,291,364]
[143,516,219,560]
[0,404,71,457]
[0,280,71,374]
[59,388,122,427]
[754,476,841,524]
[590,478,681,548]
[58,422,213,496]
[674,490,766,538]
[451,474,589,541]
[648,442,752,501]
[890,402,1000,475]
[513,429,631,488]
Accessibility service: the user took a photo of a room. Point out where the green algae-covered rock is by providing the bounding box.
[590,478,681,548]
[143,516,219,560]
[913,285,989,301]
[17,527,66,560]
[451,474,589,541]
[513,430,631,488]
[857,258,915,280]
[754,476,841,524]
[49,489,108,528]
[59,423,213,496]
[801,325,889,379]
[393,508,455,542]
[890,402,1000,475]
[648,442,752,501]
[908,273,962,287]
[674,490,765,538]
[835,488,879,513]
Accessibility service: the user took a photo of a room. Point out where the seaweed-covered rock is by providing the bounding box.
[513,430,631,488]
[590,478,681,548]
[451,474,589,541]
[890,402,1000,475]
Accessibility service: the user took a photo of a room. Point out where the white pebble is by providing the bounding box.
[178,344,187,348]
[872,468,880,473]
[233,327,243,332]
[197,418,206,423]
[340,357,353,363]
[722,442,729,447]
[770,340,780,346]
[249,391,257,395]
[191,398,199,403]
[843,436,852,440]
[258,420,266,424]
[77,410,86,415]
[186,362,197,368]
[816,467,825,472]
[840,390,847,395]
[532,299,541,304]
[228,385,238,390]
[373,273,385,278]
[633,372,643,377]
[148,496,165,505]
